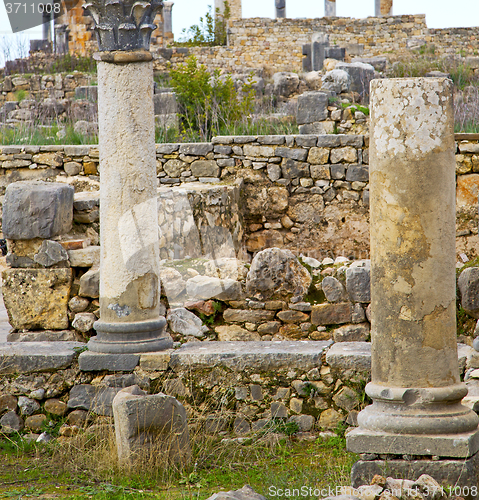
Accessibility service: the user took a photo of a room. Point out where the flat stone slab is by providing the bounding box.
[326,341,371,372]
[351,454,479,495]
[78,352,140,372]
[169,340,332,372]
[347,427,479,458]
[0,341,83,373]
[326,342,471,374]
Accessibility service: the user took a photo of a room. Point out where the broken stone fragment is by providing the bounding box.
[112,385,190,466]
[33,240,69,267]
[167,307,206,338]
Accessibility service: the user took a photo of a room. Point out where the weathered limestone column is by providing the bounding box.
[163,2,174,36]
[324,0,336,17]
[375,0,392,16]
[275,0,286,18]
[347,78,479,459]
[82,0,172,354]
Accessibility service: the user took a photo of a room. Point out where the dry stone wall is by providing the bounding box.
[154,16,479,75]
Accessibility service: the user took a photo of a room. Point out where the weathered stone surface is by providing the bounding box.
[307,147,329,165]
[205,485,266,500]
[6,330,78,342]
[333,387,360,412]
[72,312,96,333]
[216,325,261,341]
[2,268,72,330]
[190,160,219,178]
[78,352,140,372]
[244,145,275,157]
[223,309,275,323]
[458,267,479,318]
[457,174,479,207]
[335,62,375,101]
[281,158,310,178]
[333,323,370,342]
[273,72,300,97]
[330,147,358,164]
[32,152,63,167]
[346,260,371,303]
[18,396,40,416]
[73,191,99,211]
[67,246,100,267]
[179,143,213,156]
[67,384,123,416]
[113,385,190,465]
[277,310,309,323]
[169,340,332,372]
[0,411,24,433]
[287,194,325,223]
[167,308,205,338]
[246,248,311,300]
[44,399,68,416]
[33,240,69,267]
[311,302,352,325]
[322,69,351,93]
[351,456,479,492]
[160,267,186,300]
[0,395,17,413]
[322,276,347,302]
[325,341,371,372]
[0,342,82,374]
[69,296,90,313]
[66,409,88,426]
[64,161,82,176]
[3,181,74,239]
[289,414,315,432]
[79,268,99,298]
[318,408,343,430]
[186,275,242,301]
[164,159,187,177]
[297,92,328,124]
[257,322,281,335]
[25,414,47,431]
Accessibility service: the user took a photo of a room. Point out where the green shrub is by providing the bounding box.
[176,1,230,47]
[169,56,254,141]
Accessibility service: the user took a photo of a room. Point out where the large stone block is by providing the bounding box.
[112,385,190,466]
[311,302,352,325]
[2,268,72,330]
[296,92,329,125]
[153,92,177,115]
[335,62,375,102]
[246,248,311,300]
[273,72,300,98]
[3,181,74,239]
[458,267,479,318]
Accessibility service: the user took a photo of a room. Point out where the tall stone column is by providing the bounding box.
[163,2,174,35]
[275,0,286,18]
[375,0,392,16]
[324,0,336,17]
[82,0,172,354]
[347,78,479,462]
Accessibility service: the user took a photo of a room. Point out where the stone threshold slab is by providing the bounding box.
[0,341,85,373]
[78,340,333,372]
[347,427,479,458]
[351,454,479,497]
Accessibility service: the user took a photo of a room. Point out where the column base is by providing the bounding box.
[87,317,173,354]
[347,427,479,458]
[351,454,479,499]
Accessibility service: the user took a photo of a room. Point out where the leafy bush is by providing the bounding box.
[176,2,230,47]
[169,56,255,141]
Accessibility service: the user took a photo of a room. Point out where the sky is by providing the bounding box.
[0,0,479,65]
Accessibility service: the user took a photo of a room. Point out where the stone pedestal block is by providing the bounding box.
[112,385,190,466]
[3,181,74,239]
[347,78,479,459]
